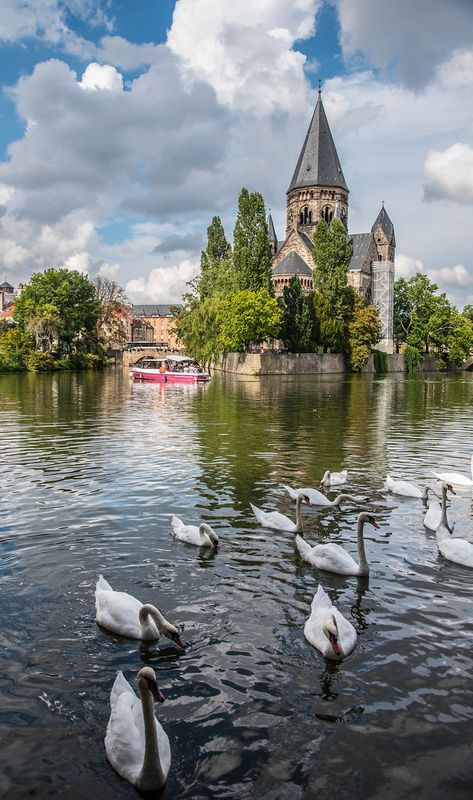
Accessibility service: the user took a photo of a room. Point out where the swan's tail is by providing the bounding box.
[281,484,297,500]
[171,515,184,535]
[311,584,332,611]
[295,534,313,563]
[96,574,113,593]
[110,670,135,709]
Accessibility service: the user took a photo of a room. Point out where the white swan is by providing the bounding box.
[295,511,379,576]
[95,576,184,646]
[431,454,473,488]
[436,509,473,568]
[385,475,441,500]
[171,515,219,548]
[320,469,348,487]
[251,492,311,532]
[304,585,357,659]
[105,667,171,791]
[282,484,367,507]
[423,482,455,532]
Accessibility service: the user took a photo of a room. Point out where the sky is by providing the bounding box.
[0,0,473,308]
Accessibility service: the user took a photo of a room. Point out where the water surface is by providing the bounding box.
[1,369,472,799]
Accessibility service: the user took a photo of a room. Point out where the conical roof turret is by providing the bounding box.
[267,212,277,244]
[288,90,348,193]
[372,203,395,246]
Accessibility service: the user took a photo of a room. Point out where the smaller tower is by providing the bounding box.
[371,203,395,353]
[267,212,278,257]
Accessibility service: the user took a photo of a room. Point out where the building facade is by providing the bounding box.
[270,89,395,353]
[129,305,182,350]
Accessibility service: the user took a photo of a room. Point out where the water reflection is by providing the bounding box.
[0,369,473,799]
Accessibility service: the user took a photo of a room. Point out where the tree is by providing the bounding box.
[219,289,281,352]
[280,276,314,352]
[233,188,273,293]
[197,216,234,300]
[312,218,354,351]
[94,277,129,348]
[175,293,224,366]
[0,327,32,371]
[14,268,100,356]
[348,294,382,372]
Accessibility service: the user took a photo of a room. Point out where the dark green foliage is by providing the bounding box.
[312,218,354,352]
[373,349,387,374]
[281,276,313,352]
[233,188,273,293]
[0,327,32,371]
[405,344,422,373]
[347,294,382,372]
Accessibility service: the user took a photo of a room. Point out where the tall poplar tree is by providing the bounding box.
[312,218,354,352]
[232,188,273,293]
[197,216,233,300]
[281,276,314,352]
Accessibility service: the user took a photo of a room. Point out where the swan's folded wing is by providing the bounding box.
[105,690,144,784]
[295,534,316,563]
[333,608,357,655]
[96,591,143,636]
[281,485,297,500]
[311,543,358,574]
[171,515,185,534]
[440,539,473,568]
[110,671,136,708]
[96,575,113,593]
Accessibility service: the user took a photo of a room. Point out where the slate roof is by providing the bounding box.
[371,205,396,246]
[131,304,180,317]
[288,91,348,193]
[272,250,312,277]
[0,281,14,291]
[348,233,373,272]
[299,231,314,252]
[267,213,277,243]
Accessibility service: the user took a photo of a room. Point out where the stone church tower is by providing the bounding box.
[270,89,395,353]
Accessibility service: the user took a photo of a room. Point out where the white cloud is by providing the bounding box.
[395,255,424,279]
[63,251,90,275]
[167,0,321,114]
[80,63,123,92]
[423,143,473,204]
[333,0,473,90]
[125,259,198,304]
[98,261,120,279]
[429,264,472,287]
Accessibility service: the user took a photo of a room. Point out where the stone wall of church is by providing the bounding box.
[272,230,315,272]
[286,186,349,239]
[372,223,394,261]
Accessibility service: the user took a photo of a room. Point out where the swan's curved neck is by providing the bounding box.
[138,685,166,790]
[356,518,369,575]
[439,486,452,532]
[421,484,440,502]
[139,604,166,636]
[333,494,359,507]
[295,495,305,532]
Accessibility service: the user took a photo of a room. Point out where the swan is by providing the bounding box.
[385,475,441,500]
[95,576,184,645]
[436,503,473,568]
[171,515,219,548]
[423,482,455,532]
[105,667,171,791]
[304,585,357,660]
[431,454,473,488]
[320,469,348,487]
[295,511,379,576]
[251,492,311,532]
[282,484,367,507]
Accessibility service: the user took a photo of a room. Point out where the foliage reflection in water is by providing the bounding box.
[0,369,473,799]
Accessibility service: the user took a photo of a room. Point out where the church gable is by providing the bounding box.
[272,228,314,273]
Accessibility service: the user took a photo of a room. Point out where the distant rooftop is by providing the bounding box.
[273,250,312,277]
[131,304,180,317]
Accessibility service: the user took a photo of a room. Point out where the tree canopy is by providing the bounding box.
[232,188,273,293]
[14,268,100,356]
[312,218,354,352]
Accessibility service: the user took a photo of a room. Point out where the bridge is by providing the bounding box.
[115,348,183,368]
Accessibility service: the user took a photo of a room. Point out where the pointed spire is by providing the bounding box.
[288,91,348,193]
[267,212,277,243]
[372,203,395,245]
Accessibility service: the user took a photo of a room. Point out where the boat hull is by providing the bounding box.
[132,369,210,383]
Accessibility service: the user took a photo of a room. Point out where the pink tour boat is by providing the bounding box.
[131,354,211,383]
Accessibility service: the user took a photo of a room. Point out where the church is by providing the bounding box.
[268,89,395,353]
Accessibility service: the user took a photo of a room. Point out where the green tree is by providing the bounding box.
[233,188,273,293]
[175,293,224,366]
[312,218,354,351]
[197,216,234,300]
[219,289,281,352]
[280,276,313,352]
[14,268,100,356]
[0,327,32,371]
[348,294,382,372]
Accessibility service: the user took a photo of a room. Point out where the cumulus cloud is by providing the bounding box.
[333,0,473,90]
[97,261,120,279]
[80,63,123,92]
[424,143,473,204]
[125,259,198,304]
[429,264,473,287]
[154,232,204,256]
[0,0,111,58]
[395,255,424,280]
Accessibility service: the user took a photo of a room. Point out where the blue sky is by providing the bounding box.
[0,0,472,306]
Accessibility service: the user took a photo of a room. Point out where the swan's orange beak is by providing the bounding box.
[147,680,165,702]
[329,632,341,656]
[447,484,456,495]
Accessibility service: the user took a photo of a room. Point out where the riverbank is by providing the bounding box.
[213,351,442,375]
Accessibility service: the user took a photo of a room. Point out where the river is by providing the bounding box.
[0,369,472,799]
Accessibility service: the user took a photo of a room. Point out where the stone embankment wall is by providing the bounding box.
[214,352,439,376]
